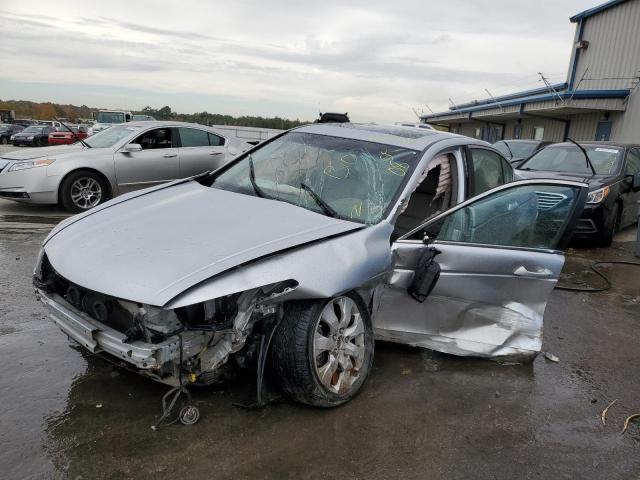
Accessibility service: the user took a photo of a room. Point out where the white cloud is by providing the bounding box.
[0,0,598,121]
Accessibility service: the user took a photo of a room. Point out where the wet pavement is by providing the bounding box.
[1,214,639,479]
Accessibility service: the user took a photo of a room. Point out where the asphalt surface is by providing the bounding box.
[0,200,639,479]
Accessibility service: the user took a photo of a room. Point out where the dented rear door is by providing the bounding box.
[374,179,588,358]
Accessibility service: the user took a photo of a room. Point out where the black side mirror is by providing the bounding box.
[632,172,640,192]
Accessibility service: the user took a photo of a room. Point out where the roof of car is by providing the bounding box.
[118,120,233,136]
[548,141,639,149]
[295,123,464,150]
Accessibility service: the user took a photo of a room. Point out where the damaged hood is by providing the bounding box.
[43,181,362,306]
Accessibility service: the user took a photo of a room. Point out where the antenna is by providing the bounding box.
[424,104,435,115]
[538,72,564,104]
[448,98,458,110]
[484,89,504,110]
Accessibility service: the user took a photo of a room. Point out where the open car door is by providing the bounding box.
[374,179,588,358]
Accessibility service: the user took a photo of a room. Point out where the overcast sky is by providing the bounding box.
[0,0,599,122]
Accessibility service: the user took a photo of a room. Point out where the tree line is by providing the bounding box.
[0,100,310,129]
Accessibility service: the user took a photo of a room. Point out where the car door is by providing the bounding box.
[373,179,588,358]
[621,148,640,226]
[114,127,180,194]
[176,127,227,178]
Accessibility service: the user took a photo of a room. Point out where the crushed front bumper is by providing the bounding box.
[36,288,180,373]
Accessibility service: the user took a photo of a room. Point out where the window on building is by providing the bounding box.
[533,127,544,141]
[513,124,522,140]
[474,127,481,139]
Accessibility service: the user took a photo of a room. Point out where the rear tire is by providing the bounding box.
[60,170,109,213]
[270,294,374,407]
[1,137,7,145]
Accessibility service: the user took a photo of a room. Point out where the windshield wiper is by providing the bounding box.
[567,137,596,176]
[56,118,91,148]
[502,141,514,159]
[300,183,340,219]
[248,155,269,198]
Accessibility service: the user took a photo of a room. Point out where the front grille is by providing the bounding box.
[37,256,139,335]
[535,191,567,210]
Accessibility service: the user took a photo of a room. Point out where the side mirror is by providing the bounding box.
[123,143,142,153]
[633,172,640,192]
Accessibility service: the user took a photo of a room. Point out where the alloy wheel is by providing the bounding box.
[313,296,366,395]
[70,177,103,210]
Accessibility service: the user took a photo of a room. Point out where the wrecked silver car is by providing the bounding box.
[34,124,588,408]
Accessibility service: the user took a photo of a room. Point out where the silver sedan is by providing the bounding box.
[36,123,588,411]
[0,121,249,212]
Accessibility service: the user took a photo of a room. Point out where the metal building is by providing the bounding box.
[421,0,640,143]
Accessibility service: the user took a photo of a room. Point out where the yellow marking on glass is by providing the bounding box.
[324,154,354,180]
[351,201,363,218]
[380,150,408,176]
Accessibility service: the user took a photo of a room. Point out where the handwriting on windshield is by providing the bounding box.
[380,151,409,176]
[350,201,363,219]
[324,154,356,179]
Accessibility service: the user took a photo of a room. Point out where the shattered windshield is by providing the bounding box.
[214,132,421,224]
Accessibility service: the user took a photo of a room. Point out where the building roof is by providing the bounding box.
[421,89,630,121]
[570,0,631,22]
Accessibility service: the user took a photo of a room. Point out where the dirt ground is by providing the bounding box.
[0,212,639,480]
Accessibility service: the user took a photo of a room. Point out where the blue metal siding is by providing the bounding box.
[422,90,630,119]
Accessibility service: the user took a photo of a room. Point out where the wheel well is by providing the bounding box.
[615,198,623,216]
[58,168,113,203]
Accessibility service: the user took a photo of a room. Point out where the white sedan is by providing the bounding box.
[0,121,250,212]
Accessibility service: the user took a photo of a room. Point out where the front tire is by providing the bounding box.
[60,170,108,213]
[270,294,374,407]
[1,137,7,145]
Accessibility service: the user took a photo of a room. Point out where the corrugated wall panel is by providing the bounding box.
[516,119,566,142]
[574,0,640,91]
[614,90,640,141]
[567,113,601,140]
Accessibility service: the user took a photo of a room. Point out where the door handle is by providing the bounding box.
[163,153,177,158]
[209,151,222,155]
[514,265,553,277]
